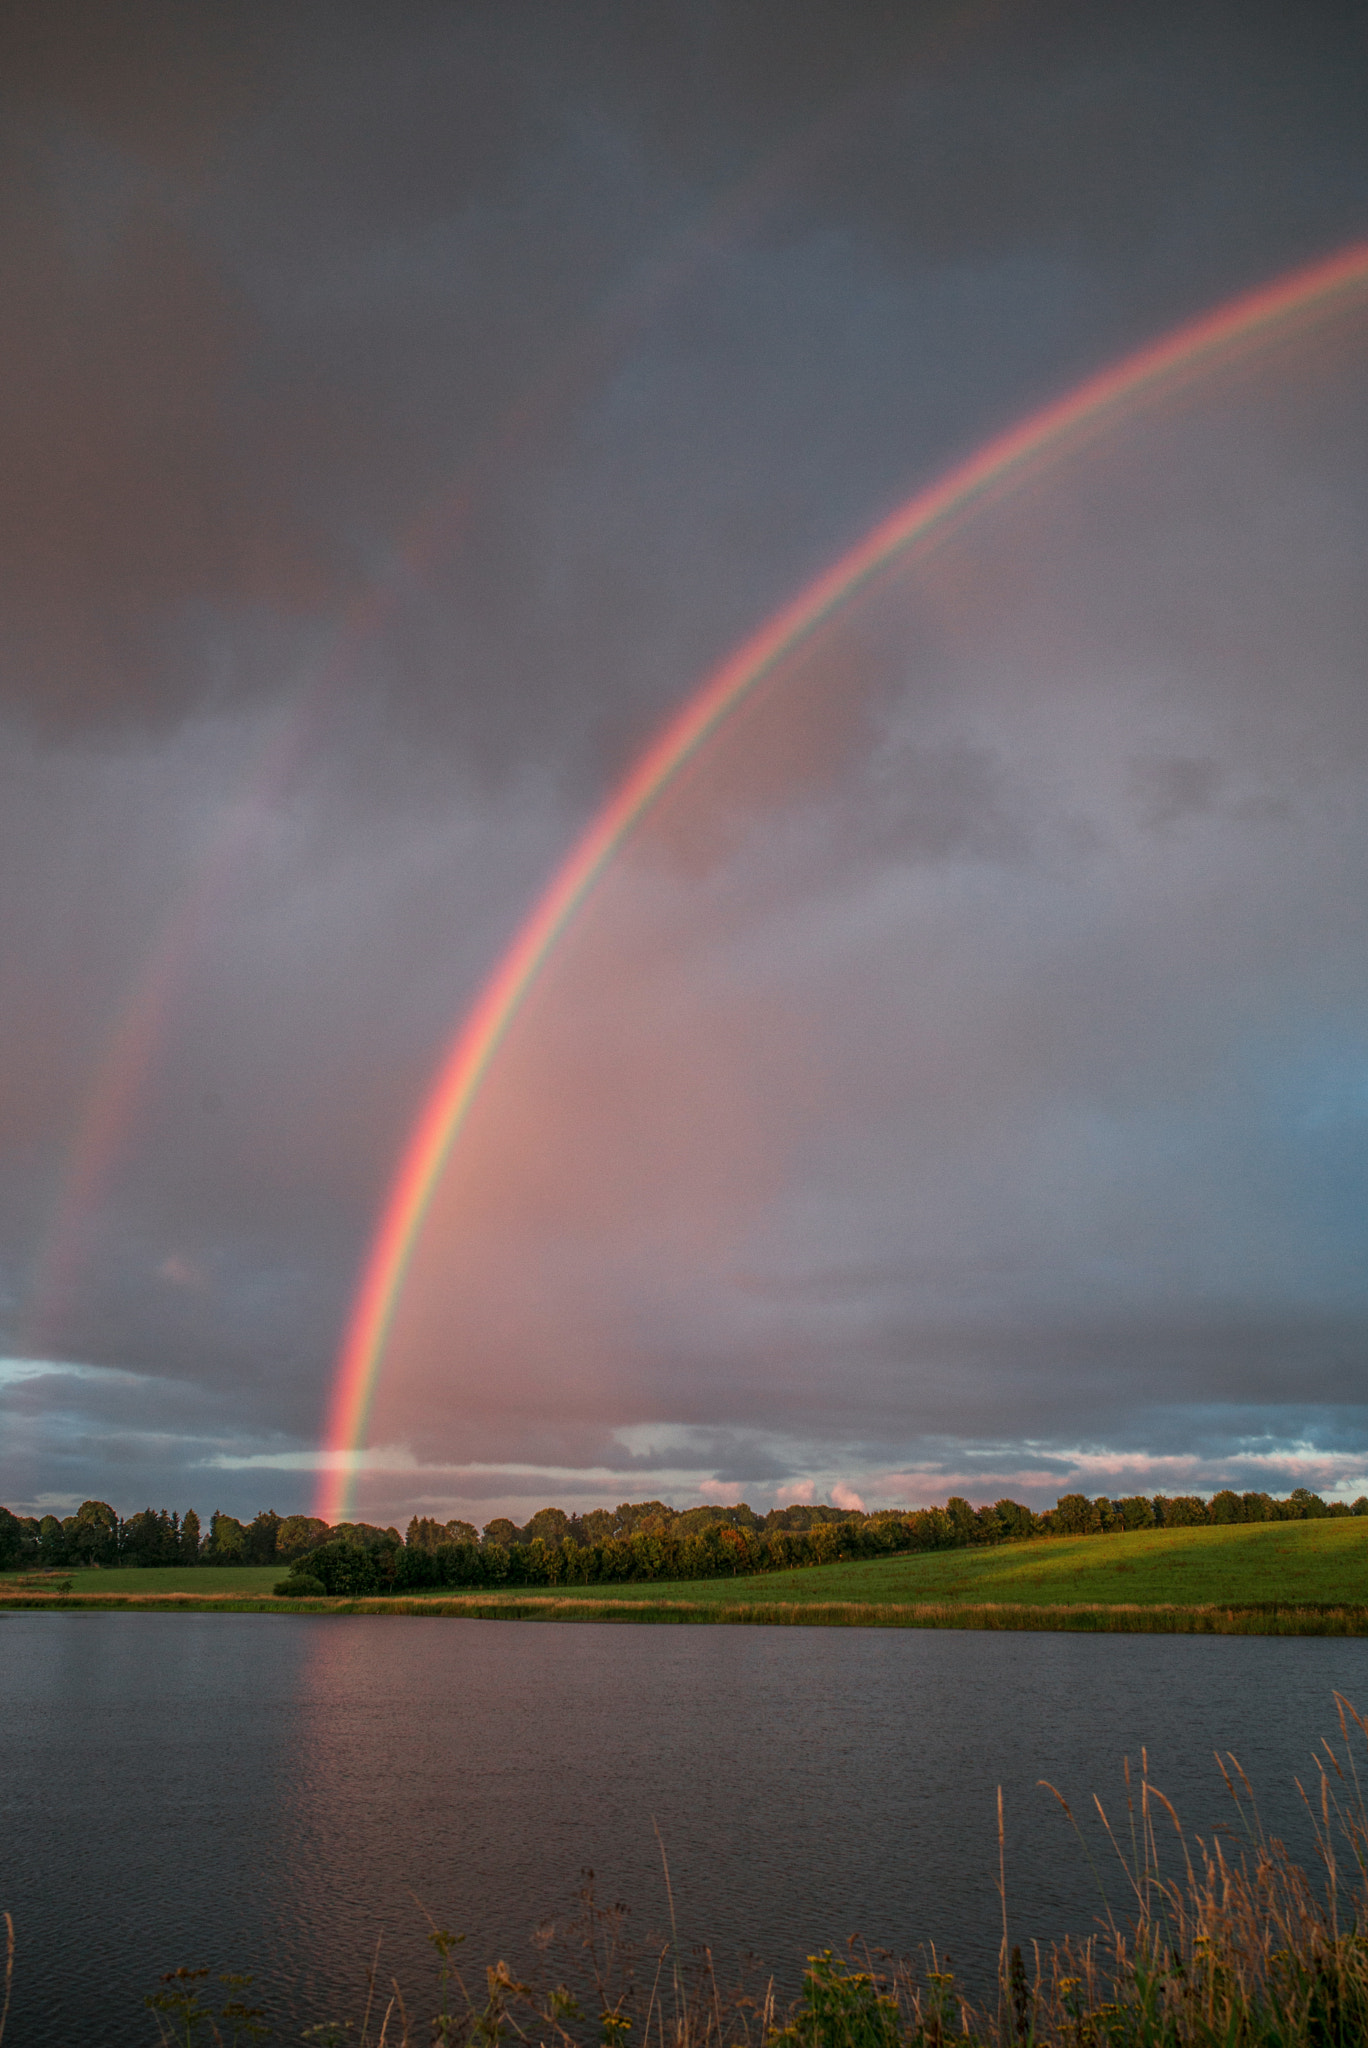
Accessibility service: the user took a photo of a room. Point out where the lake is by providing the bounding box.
[4,1615,1368,2042]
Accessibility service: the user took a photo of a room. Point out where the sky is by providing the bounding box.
[2,0,1367,1529]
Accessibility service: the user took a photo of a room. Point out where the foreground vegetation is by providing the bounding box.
[37,1694,1368,2045]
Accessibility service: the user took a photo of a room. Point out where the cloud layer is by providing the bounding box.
[1,1,1366,1521]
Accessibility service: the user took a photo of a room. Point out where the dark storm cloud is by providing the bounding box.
[1,1,1366,1521]
[0,1,1363,756]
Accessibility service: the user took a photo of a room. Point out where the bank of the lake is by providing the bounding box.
[4,1518,1368,1627]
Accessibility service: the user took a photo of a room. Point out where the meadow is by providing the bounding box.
[5,1518,1366,1625]
[33,1563,283,1596]
[539,1515,1368,1610]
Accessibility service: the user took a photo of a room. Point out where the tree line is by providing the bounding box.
[0,1501,341,1571]
[292,1487,1368,1596]
[3,1486,1363,1588]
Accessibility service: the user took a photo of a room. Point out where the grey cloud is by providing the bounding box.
[2,1,1367,1525]
[1128,755,1224,833]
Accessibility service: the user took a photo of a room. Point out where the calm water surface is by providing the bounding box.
[4,1616,1368,2043]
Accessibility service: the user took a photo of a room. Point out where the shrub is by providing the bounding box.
[299,1541,381,1596]
[275,1573,325,1597]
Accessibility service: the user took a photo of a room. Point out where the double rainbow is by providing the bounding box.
[317,238,1368,1523]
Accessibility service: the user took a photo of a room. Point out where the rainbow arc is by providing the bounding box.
[317,238,1368,1523]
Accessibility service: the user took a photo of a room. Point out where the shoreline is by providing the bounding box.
[5,1590,1368,1631]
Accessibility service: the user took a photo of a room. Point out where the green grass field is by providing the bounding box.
[4,1520,1366,1622]
[534,1516,1368,1610]
[35,1564,282,1595]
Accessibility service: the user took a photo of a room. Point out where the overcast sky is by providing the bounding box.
[2,0,1366,1528]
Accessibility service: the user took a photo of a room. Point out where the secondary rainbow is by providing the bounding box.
[317,237,1368,1523]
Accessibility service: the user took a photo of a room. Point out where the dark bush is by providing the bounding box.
[275,1573,325,1597]
[301,1541,381,1596]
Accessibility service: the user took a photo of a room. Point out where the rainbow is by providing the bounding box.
[317,237,1368,1522]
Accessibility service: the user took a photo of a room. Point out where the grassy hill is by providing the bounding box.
[522,1516,1368,1610]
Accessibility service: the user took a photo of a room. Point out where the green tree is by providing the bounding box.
[1209,1489,1244,1523]
[121,1507,179,1565]
[204,1511,246,1562]
[1118,1495,1156,1530]
[992,1498,1038,1540]
[1155,1494,1208,1527]
[328,1520,400,1551]
[522,1507,571,1547]
[276,1514,328,1559]
[180,1508,202,1561]
[482,1518,520,1548]
[1051,1494,1102,1535]
[944,1497,979,1544]
[68,1500,118,1566]
[302,1539,380,1596]
[38,1513,68,1565]
[243,1510,280,1565]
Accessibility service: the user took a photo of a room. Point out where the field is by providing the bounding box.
[2,1519,1367,1625]
[9,1563,282,1596]
[541,1516,1368,1610]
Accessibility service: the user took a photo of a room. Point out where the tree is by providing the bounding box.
[522,1507,571,1548]
[243,1511,281,1565]
[38,1514,67,1566]
[276,1514,328,1560]
[1155,1495,1208,1528]
[1209,1490,1243,1524]
[992,1499,1038,1540]
[1118,1496,1155,1530]
[68,1500,118,1566]
[328,1521,400,1551]
[1051,1494,1102,1536]
[121,1508,179,1566]
[482,1518,520,1549]
[204,1512,246,1563]
[0,1505,23,1569]
[302,1540,381,1596]
[180,1509,202,1562]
